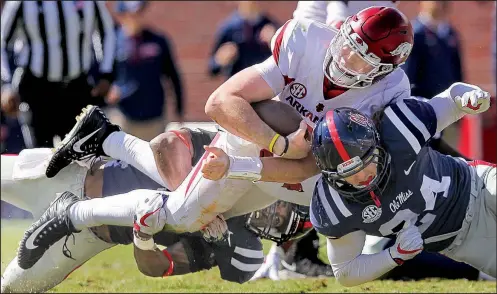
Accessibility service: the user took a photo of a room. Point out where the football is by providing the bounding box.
[252,99,302,136]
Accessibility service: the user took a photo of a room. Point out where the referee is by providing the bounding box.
[1,1,116,147]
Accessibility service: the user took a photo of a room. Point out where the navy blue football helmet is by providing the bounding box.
[311,107,391,205]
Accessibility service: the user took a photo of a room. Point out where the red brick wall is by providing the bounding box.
[118,1,496,121]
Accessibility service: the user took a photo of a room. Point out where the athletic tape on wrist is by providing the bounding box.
[133,234,157,251]
[225,155,263,181]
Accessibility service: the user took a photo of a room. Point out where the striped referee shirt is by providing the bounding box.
[1,0,116,86]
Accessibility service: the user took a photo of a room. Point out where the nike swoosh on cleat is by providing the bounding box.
[73,128,102,153]
[25,219,55,250]
[397,244,422,255]
[139,207,161,227]
[404,161,415,175]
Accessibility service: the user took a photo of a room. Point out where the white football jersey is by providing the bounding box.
[255,18,411,129]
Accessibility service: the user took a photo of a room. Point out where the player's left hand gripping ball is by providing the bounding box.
[134,191,168,236]
[454,89,491,115]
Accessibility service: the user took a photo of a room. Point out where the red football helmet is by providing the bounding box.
[324,6,413,89]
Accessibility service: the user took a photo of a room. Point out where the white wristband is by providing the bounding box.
[226,155,263,181]
[133,235,157,251]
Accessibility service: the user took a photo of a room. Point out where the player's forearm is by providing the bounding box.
[207,93,281,151]
[133,245,172,278]
[226,152,319,184]
[428,82,483,133]
[330,249,398,287]
[205,67,284,153]
[259,153,320,184]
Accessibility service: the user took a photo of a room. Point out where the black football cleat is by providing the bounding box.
[45,105,120,178]
[17,191,81,270]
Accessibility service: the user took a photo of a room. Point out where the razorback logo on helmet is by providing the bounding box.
[350,33,368,53]
[290,83,307,99]
[390,42,412,59]
[349,112,369,127]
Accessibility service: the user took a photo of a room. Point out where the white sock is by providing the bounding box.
[69,190,145,230]
[102,131,170,189]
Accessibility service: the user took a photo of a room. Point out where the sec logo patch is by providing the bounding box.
[290,83,307,99]
[362,205,382,223]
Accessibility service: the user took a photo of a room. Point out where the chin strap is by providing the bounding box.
[370,191,381,208]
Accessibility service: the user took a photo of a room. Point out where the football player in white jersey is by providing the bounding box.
[29,6,415,269]
[1,101,313,292]
[204,6,413,161]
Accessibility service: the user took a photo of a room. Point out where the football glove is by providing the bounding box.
[454,88,491,115]
[388,224,423,265]
[133,191,167,237]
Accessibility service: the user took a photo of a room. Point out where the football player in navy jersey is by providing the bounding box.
[309,82,495,286]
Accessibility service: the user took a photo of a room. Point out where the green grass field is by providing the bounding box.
[1,220,495,293]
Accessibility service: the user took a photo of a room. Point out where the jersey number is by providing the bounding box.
[379,175,451,236]
[260,149,304,192]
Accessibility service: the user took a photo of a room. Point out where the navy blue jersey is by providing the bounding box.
[310,99,472,252]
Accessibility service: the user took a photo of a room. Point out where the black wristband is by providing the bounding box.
[279,136,289,156]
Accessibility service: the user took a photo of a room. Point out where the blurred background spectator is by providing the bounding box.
[1,40,26,154]
[105,0,184,141]
[0,1,115,148]
[208,1,278,80]
[402,1,463,98]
